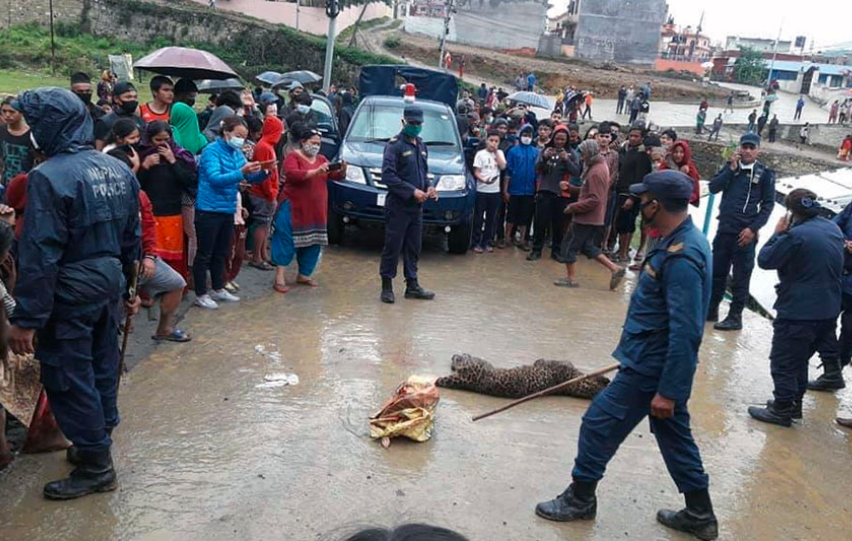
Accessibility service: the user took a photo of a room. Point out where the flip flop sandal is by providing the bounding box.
[153,329,192,343]
[296,277,319,287]
[273,283,290,294]
[249,261,274,271]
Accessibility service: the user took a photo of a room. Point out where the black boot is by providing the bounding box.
[713,312,742,331]
[404,279,435,300]
[535,481,597,522]
[380,278,395,304]
[526,251,541,261]
[766,398,802,419]
[68,428,112,466]
[706,305,719,323]
[748,400,793,427]
[657,488,719,541]
[44,449,117,500]
[807,358,846,392]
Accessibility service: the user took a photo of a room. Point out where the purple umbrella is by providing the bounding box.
[134,47,239,81]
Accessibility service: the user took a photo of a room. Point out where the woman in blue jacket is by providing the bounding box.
[194,115,271,309]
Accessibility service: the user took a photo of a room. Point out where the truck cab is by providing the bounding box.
[327,66,475,254]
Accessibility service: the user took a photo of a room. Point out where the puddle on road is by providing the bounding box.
[1,237,850,541]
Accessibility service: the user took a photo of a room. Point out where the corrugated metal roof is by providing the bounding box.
[763,59,852,75]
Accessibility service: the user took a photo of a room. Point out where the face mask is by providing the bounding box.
[403,123,422,137]
[297,104,310,115]
[228,137,245,150]
[640,199,659,227]
[302,143,321,157]
[76,92,93,104]
[120,100,138,115]
[521,136,533,145]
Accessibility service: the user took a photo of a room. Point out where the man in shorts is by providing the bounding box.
[503,124,539,249]
[139,192,191,342]
[556,140,625,290]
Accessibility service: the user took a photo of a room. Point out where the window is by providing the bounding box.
[310,99,336,133]
[348,105,460,148]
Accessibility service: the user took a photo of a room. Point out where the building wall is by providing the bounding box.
[0,0,84,28]
[404,1,546,51]
[654,58,705,76]
[574,0,667,65]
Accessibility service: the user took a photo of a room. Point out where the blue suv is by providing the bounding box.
[327,66,476,254]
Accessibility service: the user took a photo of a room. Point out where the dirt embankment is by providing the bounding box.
[392,31,727,102]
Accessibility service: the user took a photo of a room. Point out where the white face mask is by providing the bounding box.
[302,143,320,157]
[521,136,532,145]
[297,104,310,115]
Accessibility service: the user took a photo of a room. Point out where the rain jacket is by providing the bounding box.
[197,138,269,214]
[250,116,284,202]
[708,159,775,234]
[11,88,140,329]
[505,127,539,196]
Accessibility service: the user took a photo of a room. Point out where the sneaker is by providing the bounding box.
[194,294,219,310]
[210,289,240,303]
[486,245,494,253]
[474,246,484,254]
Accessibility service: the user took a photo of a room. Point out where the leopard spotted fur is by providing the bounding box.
[435,353,610,399]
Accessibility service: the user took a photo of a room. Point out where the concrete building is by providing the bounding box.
[660,22,712,61]
[574,0,668,65]
[725,36,793,54]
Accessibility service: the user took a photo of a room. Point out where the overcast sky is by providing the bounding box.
[548,0,845,51]
[665,0,843,51]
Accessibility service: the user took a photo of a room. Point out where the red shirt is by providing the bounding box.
[140,103,170,124]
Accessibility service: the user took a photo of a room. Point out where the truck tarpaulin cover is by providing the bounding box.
[359,65,459,108]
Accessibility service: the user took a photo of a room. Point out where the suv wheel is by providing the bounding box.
[328,208,345,245]
[447,218,472,254]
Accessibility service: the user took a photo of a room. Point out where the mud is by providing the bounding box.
[1,231,851,541]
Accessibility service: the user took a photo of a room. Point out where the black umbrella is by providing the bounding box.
[255,71,281,86]
[134,47,239,80]
[272,70,322,89]
[196,78,246,94]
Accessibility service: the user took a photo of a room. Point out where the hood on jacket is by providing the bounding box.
[261,116,284,146]
[671,140,693,166]
[342,92,354,107]
[518,124,534,142]
[17,88,93,156]
[546,124,569,148]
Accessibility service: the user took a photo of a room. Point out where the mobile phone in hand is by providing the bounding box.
[328,162,342,172]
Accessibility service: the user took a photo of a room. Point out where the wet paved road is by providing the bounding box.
[1,233,851,540]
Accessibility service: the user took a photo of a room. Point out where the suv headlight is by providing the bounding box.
[345,166,366,184]
[436,175,466,191]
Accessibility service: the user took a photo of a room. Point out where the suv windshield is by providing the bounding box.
[348,105,459,148]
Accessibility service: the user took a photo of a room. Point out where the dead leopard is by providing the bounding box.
[435,353,610,399]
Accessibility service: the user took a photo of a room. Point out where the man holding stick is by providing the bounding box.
[536,171,719,541]
[7,89,141,500]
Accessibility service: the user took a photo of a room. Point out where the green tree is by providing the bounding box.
[733,46,767,86]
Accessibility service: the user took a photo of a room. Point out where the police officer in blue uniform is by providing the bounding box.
[808,199,852,392]
[536,171,718,541]
[8,88,141,500]
[380,106,438,303]
[748,189,844,426]
[707,133,775,331]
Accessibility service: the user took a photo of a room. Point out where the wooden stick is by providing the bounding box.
[117,261,142,391]
[472,362,621,422]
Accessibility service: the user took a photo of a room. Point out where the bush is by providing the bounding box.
[384,36,401,49]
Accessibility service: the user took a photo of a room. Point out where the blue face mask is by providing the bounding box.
[228,137,245,150]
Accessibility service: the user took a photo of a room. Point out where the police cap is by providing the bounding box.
[403,106,424,123]
[740,132,762,147]
[630,170,694,200]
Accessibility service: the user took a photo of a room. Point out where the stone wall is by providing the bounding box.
[0,0,84,29]
[686,138,841,180]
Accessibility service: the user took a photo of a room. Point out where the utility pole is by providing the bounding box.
[438,0,455,70]
[323,0,341,93]
[49,0,56,74]
[296,0,301,31]
[766,18,784,88]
